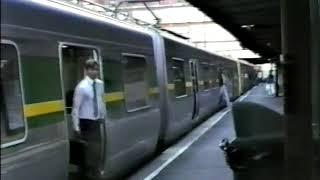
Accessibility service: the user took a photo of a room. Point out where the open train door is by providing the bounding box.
[59,43,106,175]
[189,59,200,120]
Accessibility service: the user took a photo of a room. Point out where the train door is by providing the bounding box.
[223,67,234,99]
[189,59,200,119]
[59,43,105,170]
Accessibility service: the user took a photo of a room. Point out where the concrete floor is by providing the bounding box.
[153,111,236,180]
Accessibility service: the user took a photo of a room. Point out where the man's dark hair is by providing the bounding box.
[84,59,99,70]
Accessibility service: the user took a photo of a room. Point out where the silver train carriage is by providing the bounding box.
[0,0,257,179]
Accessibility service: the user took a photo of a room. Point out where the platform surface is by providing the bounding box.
[129,84,287,180]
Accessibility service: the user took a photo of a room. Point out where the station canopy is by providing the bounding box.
[186,0,281,64]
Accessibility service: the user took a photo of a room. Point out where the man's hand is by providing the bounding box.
[74,126,81,136]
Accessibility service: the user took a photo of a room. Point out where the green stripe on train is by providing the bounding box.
[27,112,64,129]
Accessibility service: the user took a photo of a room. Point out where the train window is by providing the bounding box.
[200,63,210,90]
[1,42,26,148]
[122,54,150,112]
[210,65,219,87]
[244,73,249,79]
[172,58,187,97]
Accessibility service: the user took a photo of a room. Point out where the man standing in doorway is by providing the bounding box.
[72,59,106,176]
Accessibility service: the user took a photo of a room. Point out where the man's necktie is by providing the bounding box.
[92,81,98,118]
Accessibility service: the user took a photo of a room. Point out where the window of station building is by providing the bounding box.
[1,43,26,147]
[200,63,210,90]
[122,54,150,112]
[172,58,187,97]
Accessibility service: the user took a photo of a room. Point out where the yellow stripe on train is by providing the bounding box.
[104,92,124,102]
[23,88,161,117]
[149,87,159,94]
[186,82,193,87]
[24,100,64,118]
[23,83,198,117]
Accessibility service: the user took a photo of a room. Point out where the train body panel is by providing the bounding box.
[1,0,257,179]
[160,37,197,143]
[197,56,225,117]
[239,62,257,94]
[1,24,69,180]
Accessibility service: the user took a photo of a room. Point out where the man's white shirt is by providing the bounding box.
[72,76,106,131]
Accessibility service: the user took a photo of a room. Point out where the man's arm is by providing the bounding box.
[72,86,83,132]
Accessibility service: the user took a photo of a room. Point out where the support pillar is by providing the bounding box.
[310,0,320,156]
[281,0,314,179]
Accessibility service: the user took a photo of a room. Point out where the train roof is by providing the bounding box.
[160,30,256,67]
[159,30,239,63]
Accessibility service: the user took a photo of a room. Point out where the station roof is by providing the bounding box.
[186,0,281,64]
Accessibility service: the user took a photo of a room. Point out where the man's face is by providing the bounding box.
[86,65,99,79]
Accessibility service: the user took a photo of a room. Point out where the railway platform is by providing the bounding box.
[128,84,287,180]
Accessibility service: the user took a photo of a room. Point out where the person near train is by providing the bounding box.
[265,70,275,95]
[72,59,106,175]
[219,71,231,107]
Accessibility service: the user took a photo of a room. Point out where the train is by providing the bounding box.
[0,0,257,179]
